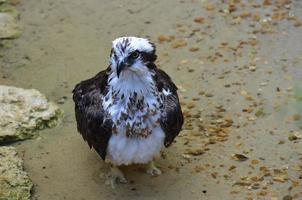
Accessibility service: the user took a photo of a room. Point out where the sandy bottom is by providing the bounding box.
[1,0,302,199]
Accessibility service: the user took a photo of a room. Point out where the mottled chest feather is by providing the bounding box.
[102,73,164,138]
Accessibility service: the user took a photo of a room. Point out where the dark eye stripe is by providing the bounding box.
[140,52,157,63]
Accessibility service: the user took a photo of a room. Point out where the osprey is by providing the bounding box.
[72,37,183,186]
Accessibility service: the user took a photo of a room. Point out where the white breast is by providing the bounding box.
[106,126,165,165]
[103,71,166,165]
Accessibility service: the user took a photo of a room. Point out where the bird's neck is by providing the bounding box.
[107,70,156,98]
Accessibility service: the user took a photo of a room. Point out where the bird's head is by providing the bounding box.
[110,37,157,78]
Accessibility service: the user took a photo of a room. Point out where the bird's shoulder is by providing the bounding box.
[72,68,110,103]
[153,68,177,94]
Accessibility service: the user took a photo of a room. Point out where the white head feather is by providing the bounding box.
[109,36,156,81]
[112,37,154,53]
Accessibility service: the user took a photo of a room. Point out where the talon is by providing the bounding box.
[146,161,162,176]
[105,165,127,188]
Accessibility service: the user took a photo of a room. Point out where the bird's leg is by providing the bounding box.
[146,161,162,176]
[105,164,127,188]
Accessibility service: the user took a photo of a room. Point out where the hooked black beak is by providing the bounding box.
[116,61,127,78]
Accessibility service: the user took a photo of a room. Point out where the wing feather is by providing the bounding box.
[154,68,184,147]
[72,69,112,160]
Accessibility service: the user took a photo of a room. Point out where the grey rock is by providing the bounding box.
[0,146,33,200]
[0,12,21,39]
[0,85,63,143]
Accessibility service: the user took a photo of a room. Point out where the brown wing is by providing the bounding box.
[154,68,184,147]
[72,68,112,160]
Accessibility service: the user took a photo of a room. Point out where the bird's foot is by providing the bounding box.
[146,161,162,176]
[105,165,127,188]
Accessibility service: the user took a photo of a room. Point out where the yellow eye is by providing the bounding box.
[131,51,139,59]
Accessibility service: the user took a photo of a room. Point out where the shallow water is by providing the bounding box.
[1,0,302,199]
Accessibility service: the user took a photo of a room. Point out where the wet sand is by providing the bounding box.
[1,0,302,199]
